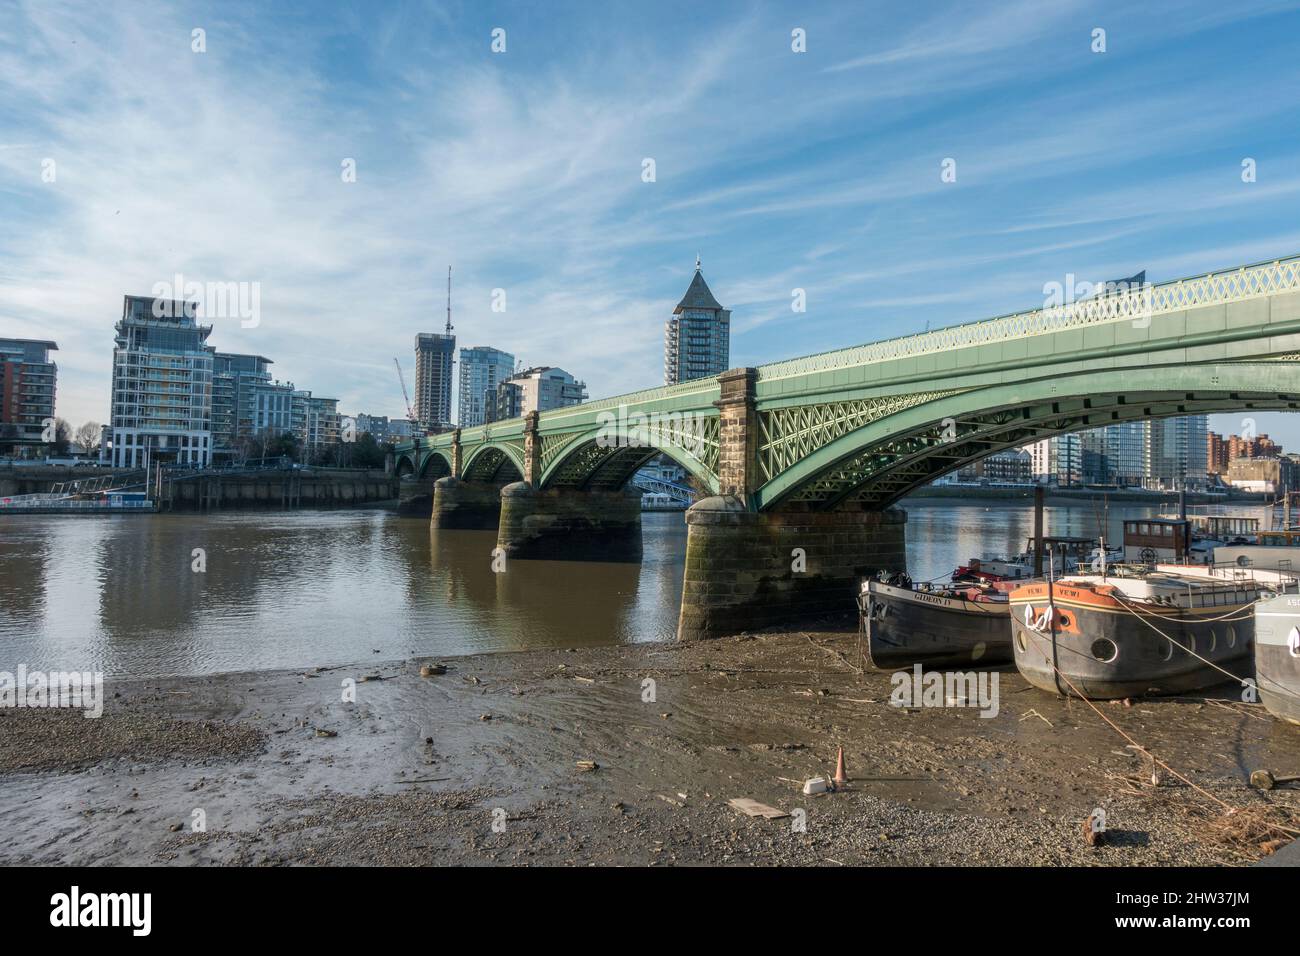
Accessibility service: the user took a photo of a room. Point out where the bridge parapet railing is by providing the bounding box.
[756,254,1300,380]
[432,377,722,449]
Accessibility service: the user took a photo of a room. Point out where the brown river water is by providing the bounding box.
[0,500,1223,678]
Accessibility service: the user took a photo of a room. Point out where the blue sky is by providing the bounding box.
[3,0,1300,445]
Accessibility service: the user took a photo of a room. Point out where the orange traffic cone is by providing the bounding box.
[833,746,849,789]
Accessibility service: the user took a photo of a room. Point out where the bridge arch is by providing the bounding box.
[419,448,453,480]
[757,362,1300,511]
[394,451,417,478]
[461,442,525,483]
[537,420,720,494]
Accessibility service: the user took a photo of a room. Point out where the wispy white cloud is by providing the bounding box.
[1,0,1299,454]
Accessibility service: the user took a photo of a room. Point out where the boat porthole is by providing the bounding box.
[972,641,987,662]
[1015,631,1027,654]
[1187,634,1196,655]
[1206,629,1216,653]
[1227,626,1237,649]
[1289,627,1300,658]
[1158,639,1174,662]
[1091,638,1118,663]
[1058,613,1071,628]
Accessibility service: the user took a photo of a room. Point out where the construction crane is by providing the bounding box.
[393,357,418,427]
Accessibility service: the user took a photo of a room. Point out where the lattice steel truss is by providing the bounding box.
[461,444,525,483]
[757,390,963,484]
[541,414,720,490]
[786,388,1300,509]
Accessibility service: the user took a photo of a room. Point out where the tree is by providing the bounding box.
[350,432,387,469]
[75,421,102,456]
[51,418,72,455]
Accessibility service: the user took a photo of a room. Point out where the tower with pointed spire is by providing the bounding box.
[664,257,730,386]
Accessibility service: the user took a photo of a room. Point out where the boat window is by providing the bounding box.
[1090,638,1118,663]
[1158,639,1173,662]
[1227,626,1237,649]
[1206,629,1216,653]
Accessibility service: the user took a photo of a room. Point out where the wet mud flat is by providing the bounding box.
[1,627,1298,866]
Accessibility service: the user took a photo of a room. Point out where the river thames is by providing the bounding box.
[0,500,1220,677]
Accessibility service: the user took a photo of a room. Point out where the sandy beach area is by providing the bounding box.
[2,625,1298,866]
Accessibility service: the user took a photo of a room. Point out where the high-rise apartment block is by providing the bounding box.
[211,352,274,461]
[664,259,730,386]
[504,366,587,416]
[108,295,214,468]
[0,338,58,452]
[415,332,456,430]
[458,346,515,427]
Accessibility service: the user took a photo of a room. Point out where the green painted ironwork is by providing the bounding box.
[393,254,1300,512]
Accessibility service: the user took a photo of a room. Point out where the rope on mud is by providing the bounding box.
[1020,629,1237,815]
[1045,658,1300,837]
[803,632,862,675]
[1024,628,1300,836]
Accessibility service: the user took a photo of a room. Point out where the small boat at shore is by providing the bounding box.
[952,536,1103,583]
[1008,570,1258,699]
[1255,591,1300,725]
[860,573,1012,670]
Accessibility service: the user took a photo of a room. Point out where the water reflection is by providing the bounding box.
[0,500,1264,678]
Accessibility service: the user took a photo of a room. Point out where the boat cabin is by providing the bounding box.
[1123,518,1191,564]
[1179,514,1260,542]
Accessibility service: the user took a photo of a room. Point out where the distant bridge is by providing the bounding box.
[395,253,1300,638]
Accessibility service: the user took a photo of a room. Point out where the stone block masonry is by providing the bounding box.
[497,482,643,562]
[430,477,503,530]
[676,496,906,640]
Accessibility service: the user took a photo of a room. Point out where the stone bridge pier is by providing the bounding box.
[426,417,645,560]
[430,477,506,529]
[495,413,643,562]
[676,368,907,640]
[429,435,507,530]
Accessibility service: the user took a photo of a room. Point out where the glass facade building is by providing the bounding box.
[458,346,515,427]
[108,295,213,468]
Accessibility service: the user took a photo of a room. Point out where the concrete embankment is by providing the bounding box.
[160,470,397,511]
[1,465,398,512]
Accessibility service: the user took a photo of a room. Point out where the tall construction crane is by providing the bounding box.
[393,357,418,427]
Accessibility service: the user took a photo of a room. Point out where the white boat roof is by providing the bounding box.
[1049,571,1258,599]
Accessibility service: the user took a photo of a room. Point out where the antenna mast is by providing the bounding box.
[445,266,453,336]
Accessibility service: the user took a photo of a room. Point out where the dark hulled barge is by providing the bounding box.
[1255,591,1300,725]
[860,575,1012,670]
[1008,571,1257,699]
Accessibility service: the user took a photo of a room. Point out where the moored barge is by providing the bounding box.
[1255,591,1300,725]
[1009,571,1257,699]
[860,576,1011,669]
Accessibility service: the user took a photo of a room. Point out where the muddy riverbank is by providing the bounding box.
[2,625,1298,866]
